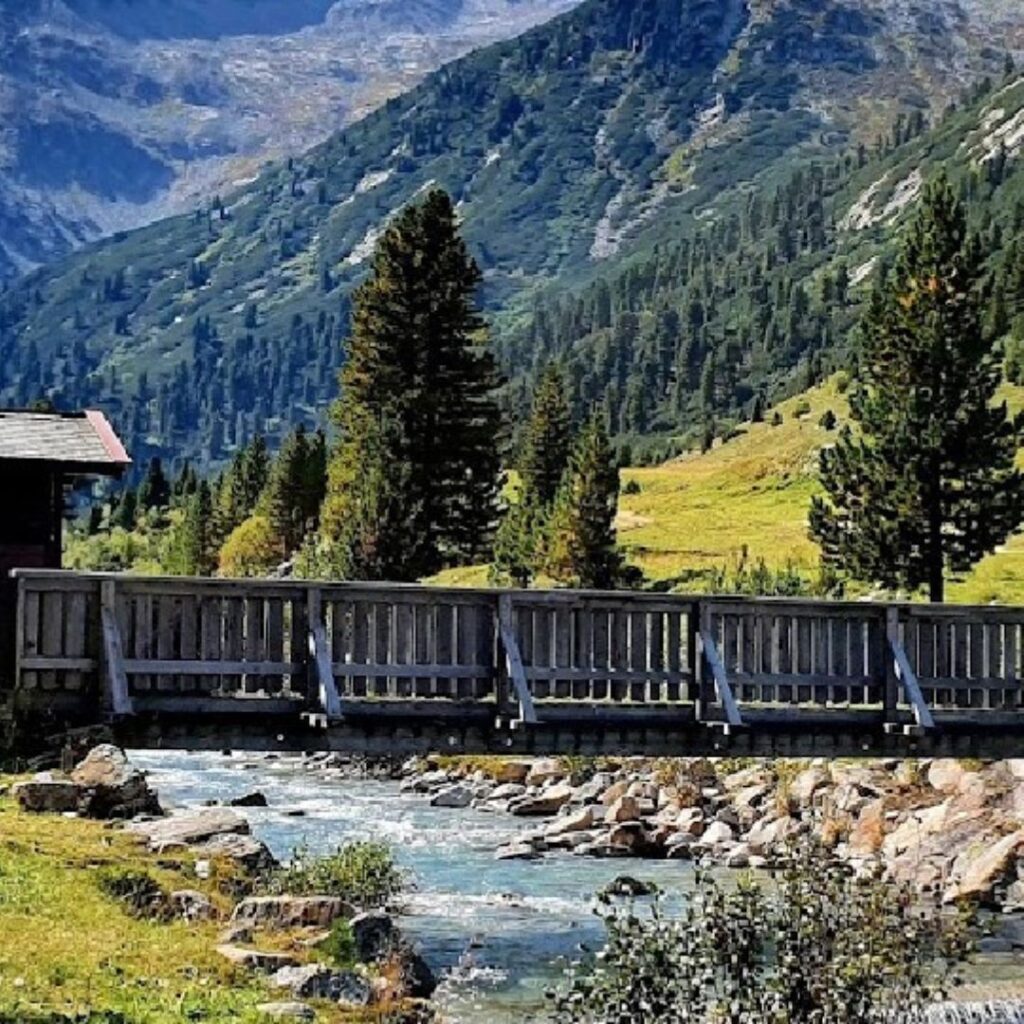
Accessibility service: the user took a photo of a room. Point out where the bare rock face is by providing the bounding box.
[231,895,352,930]
[128,808,249,850]
[70,745,162,818]
[269,963,370,1002]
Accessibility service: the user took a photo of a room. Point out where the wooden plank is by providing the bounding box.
[498,594,538,724]
[265,598,285,696]
[123,659,300,676]
[352,601,371,698]
[155,595,176,693]
[700,627,743,729]
[63,590,87,692]
[133,593,153,693]
[20,656,96,672]
[199,596,222,694]
[39,590,63,691]
[554,607,572,700]
[100,580,133,716]
[394,602,414,698]
[610,609,628,701]
[435,604,454,700]
[592,608,610,701]
[244,596,264,695]
[179,594,198,694]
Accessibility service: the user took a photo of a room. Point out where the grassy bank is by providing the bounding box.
[0,782,376,1023]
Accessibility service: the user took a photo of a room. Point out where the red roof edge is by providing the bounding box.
[85,410,131,466]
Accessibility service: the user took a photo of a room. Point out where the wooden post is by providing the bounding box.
[884,605,900,727]
[307,586,342,719]
[100,579,133,717]
[695,601,715,722]
[498,593,537,725]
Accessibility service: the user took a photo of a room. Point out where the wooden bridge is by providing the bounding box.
[5,569,1024,757]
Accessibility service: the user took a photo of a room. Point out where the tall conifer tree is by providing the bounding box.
[544,412,626,589]
[321,189,502,580]
[519,363,573,506]
[810,175,1023,601]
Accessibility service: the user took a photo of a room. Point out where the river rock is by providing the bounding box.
[927,760,969,795]
[510,783,574,816]
[256,1002,315,1021]
[788,766,830,808]
[12,774,81,814]
[745,814,797,855]
[430,785,473,809]
[944,829,1024,905]
[699,819,735,848]
[600,875,658,898]
[489,783,527,801]
[216,944,298,972]
[270,963,367,1001]
[350,910,397,961]
[525,759,565,786]
[495,841,542,861]
[675,807,705,836]
[545,806,595,837]
[600,780,630,806]
[230,791,269,807]
[169,889,217,922]
[198,832,278,873]
[232,896,351,930]
[70,745,162,819]
[847,798,886,855]
[491,760,532,785]
[605,795,641,823]
[128,808,249,849]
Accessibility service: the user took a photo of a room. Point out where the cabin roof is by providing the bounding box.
[0,410,130,475]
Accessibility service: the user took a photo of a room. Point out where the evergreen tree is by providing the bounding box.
[810,175,1024,602]
[519,363,573,506]
[168,481,215,575]
[260,426,311,559]
[492,491,545,588]
[544,412,627,589]
[137,456,170,511]
[111,488,137,531]
[321,188,503,580]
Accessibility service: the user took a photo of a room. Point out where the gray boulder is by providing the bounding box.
[70,744,162,819]
[13,774,81,814]
[270,963,369,1002]
[198,832,278,873]
[127,808,249,850]
[231,895,351,930]
[350,910,397,962]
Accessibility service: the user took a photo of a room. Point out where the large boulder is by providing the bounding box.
[269,963,368,1002]
[127,808,249,850]
[944,829,1024,906]
[605,795,641,823]
[490,760,532,785]
[350,910,398,962]
[525,759,565,787]
[231,895,352,930]
[510,783,574,816]
[788,766,830,809]
[12,774,81,814]
[198,832,278,874]
[430,785,473,809]
[545,806,595,837]
[69,745,162,819]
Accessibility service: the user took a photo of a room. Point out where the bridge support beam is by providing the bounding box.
[99,580,133,719]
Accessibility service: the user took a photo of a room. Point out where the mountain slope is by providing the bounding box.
[0,0,579,280]
[2,0,1023,473]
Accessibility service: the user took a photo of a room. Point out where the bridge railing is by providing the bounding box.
[8,570,1024,732]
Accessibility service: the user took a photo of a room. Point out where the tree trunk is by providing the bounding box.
[928,461,944,604]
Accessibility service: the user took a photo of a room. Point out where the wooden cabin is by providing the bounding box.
[0,410,130,577]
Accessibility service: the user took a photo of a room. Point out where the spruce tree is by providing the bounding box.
[169,480,216,576]
[810,175,1024,602]
[321,188,503,580]
[137,456,170,511]
[544,412,626,589]
[260,426,310,559]
[519,363,573,506]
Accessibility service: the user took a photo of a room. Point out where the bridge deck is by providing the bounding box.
[6,570,1024,757]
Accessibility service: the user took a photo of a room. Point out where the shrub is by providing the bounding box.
[318,918,358,967]
[259,841,404,909]
[771,410,784,426]
[819,408,838,430]
[793,398,812,418]
[549,842,973,1024]
[622,479,642,495]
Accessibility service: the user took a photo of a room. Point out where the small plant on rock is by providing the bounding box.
[549,841,974,1024]
[260,841,405,909]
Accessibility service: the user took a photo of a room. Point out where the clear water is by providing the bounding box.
[130,750,696,1024]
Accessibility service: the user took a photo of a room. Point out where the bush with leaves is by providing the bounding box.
[549,842,973,1024]
[258,841,405,909]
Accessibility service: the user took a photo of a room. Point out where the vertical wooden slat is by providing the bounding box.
[648,611,665,702]
[413,603,433,698]
[628,610,648,702]
[39,591,63,691]
[179,594,198,694]
[244,596,263,694]
[610,609,628,701]
[574,608,594,700]
[395,603,414,698]
[64,590,87,693]
[156,595,176,693]
[199,595,222,694]
[532,607,551,701]
[375,602,392,698]
[434,604,454,699]
[21,588,40,690]
[352,601,371,698]
[666,611,682,702]
[133,593,153,693]
[592,608,610,701]
[265,598,284,696]
[554,607,572,700]
[222,597,244,695]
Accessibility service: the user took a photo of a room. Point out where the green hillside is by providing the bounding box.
[0,0,1018,474]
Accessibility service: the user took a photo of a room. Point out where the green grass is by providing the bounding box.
[0,784,387,1023]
